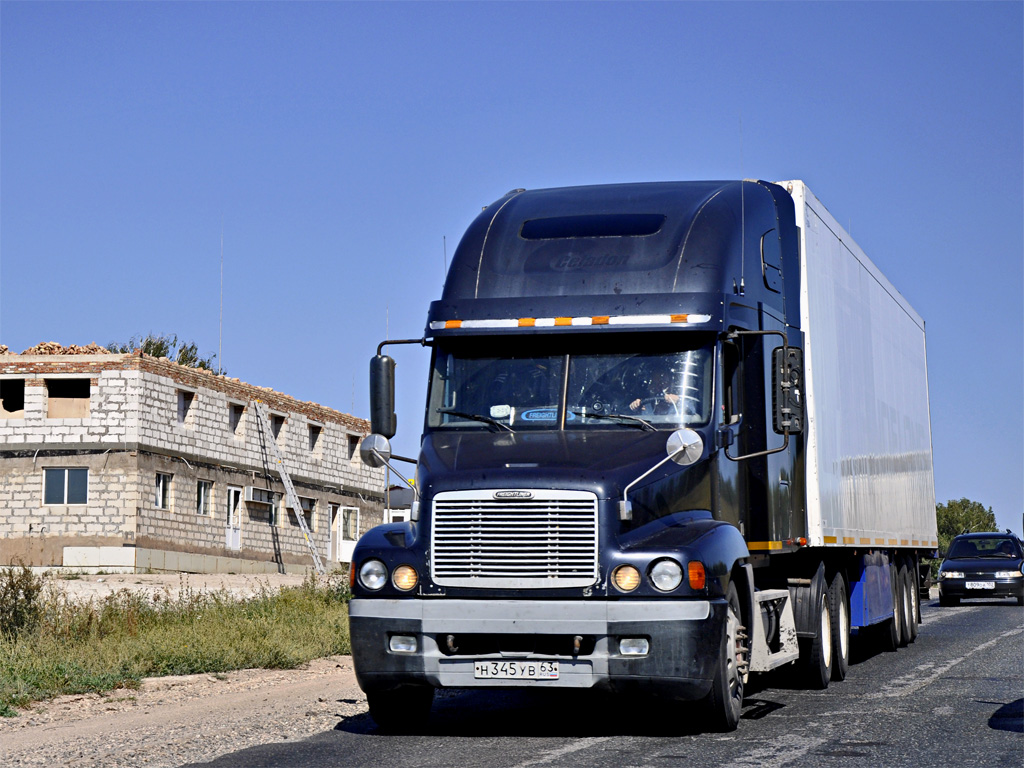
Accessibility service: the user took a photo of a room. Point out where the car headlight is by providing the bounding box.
[649,559,684,591]
[940,570,964,579]
[995,570,1023,579]
[358,559,388,590]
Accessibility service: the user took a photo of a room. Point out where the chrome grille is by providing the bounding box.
[430,490,599,588]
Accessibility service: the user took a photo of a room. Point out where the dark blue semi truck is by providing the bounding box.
[348,180,937,731]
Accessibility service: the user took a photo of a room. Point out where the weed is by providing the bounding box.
[0,578,351,716]
[0,563,44,637]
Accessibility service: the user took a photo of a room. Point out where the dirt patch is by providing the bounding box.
[0,655,367,767]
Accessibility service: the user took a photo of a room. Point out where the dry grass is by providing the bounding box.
[0,568,351,716]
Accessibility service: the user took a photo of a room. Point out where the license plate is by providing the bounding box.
[966,581,995,589]
[474,660,559,680]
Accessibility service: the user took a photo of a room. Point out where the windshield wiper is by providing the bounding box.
[437,408,514,432]
[570,410,656,432]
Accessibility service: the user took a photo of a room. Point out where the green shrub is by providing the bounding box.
[0,564,44,637]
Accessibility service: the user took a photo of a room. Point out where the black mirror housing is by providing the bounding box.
[370,354,398,438]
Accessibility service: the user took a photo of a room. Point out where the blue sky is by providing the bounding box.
[2,2,1021,534]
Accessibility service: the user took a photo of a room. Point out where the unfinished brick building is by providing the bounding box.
[0,347,385,573]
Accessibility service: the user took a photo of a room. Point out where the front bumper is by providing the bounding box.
[349,598,723,701]
[939,578,1024,600]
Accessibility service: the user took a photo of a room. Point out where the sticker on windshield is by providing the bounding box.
[519,408,576,422]
[490,404,512,419]
[520,408,557,422]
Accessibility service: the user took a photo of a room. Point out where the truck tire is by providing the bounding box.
[898,564,913,647]
[801,569,833,689]
[367,686,435,732]
[881,563,902,652]
[904,565,919,643]
[828,572,850,682]
[702,582,745,732]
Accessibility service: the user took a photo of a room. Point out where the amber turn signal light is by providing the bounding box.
[687,560,706,590]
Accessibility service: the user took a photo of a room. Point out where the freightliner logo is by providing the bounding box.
[494,491,534,500]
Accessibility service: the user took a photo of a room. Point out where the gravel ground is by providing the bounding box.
[0,573,367,767]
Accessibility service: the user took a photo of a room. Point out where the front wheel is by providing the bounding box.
[702,582,746,732]
[367,686,435,732]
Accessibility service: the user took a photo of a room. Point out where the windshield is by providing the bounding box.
[426,335,713,432]
[947,537,1022,559]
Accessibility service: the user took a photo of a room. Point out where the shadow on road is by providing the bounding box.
[987,699,1023,733]
[333,687,744,738]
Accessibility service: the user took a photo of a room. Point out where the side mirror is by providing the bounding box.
[359,433,392,468]
[772,347,803,435]
[370,354,397,438]
[667,428,704,466]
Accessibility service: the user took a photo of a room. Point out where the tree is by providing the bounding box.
[107,334,221,372]
[936,498,997,555]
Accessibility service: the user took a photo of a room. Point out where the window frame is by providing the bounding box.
[43,467,89,505]
[155,472,173,510]
[196,480,214,516]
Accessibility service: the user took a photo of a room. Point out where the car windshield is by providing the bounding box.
[946,537,1022,559]
[426,335,713,432]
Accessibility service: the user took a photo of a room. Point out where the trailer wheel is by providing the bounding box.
[897,564,913,647]
[904,565,919,643]
[828,572,850,682]
[801,570,833,689]
[881,563,902,651]
[367,686,434,732]
[703,582,745,732]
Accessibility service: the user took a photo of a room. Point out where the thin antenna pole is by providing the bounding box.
[739,117,746,294]
[218,218,224,374]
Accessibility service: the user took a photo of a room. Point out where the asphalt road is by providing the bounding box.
[190,597,1023,768]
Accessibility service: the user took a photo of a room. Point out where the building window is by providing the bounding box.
[177,390,195,425]
[46,378,91,418]
[309,424,322,452]
[43,468,88,505]
[348,435,360,460]
[271,414,285,441]
[269,493,281,526]
[155,473,172,509]
[228,403,245,435]
[196,480,213,516]
[342,507,359,540]
[291,497,315,530]
[1,379,25,418]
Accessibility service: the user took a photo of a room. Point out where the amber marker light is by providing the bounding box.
[687,561,706,590]
[612,565,641,592]
[392,565,419,591]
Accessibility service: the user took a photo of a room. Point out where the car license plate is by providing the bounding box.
[474,661,559,680]
[966,581,995,589]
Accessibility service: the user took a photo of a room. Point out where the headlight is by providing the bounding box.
[358,559,388,590]
[392,564,419,591]
[995,570,1023,579]
[940,570,964,579]
[649,559,684,591]
[612,565,641,592]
